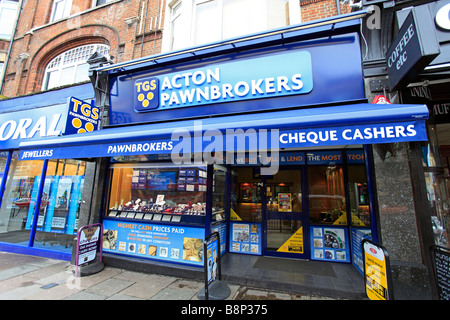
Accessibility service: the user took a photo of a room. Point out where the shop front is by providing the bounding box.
[16,12,429,275]
[0,84,94,260]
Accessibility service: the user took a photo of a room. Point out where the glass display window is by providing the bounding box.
[230,167,262,222]
[31,159,86,252]
[0,152,44,245]
[212,164,226,223]
[308,165,346,225]
[106,163,208,225]
[347,164,371,227]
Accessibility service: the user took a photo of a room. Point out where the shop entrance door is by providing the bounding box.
[263,167,308,258]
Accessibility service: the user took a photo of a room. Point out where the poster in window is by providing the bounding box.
[278,193,292,212]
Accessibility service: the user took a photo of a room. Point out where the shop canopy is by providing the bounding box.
[18,103,429,161]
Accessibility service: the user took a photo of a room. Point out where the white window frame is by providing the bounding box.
[162,0,299,52]
[50,0,73,22]
[92,0,114,7]
[42,44,110,90]
[0,0,19,40]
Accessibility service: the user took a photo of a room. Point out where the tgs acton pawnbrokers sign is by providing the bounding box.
[133,51,313,113]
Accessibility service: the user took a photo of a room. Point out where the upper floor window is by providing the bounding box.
[93,0,114,7]
[50,0,72,22]
[163,0,297,52]
[0,0,19,40]
[42,44,110,90]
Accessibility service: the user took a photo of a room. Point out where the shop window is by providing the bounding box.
[212,164,226,223]
[32,159,86,251]
[0,0,19,40]
[424,124,450,248]
[164,0,292,51]
[42,44,110,90]
[347,164,371,227]
[50,0,73,22]
[106,163,208,225]
[308,165,346,225]
[0,155,86,252]
[230,167,262,222]
[0,153,44,246]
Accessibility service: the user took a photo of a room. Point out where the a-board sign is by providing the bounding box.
[362,239,393,300]
[431,245,450,300]
[204,232,221,300]
[75,223,103,277]
[197,232,230,300]
[206,232,220,287]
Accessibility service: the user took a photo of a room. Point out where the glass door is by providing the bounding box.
[264,166,308,258]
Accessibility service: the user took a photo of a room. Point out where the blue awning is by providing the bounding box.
[18,103,429,160]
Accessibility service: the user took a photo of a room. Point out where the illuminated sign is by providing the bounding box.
[132,51,313,113]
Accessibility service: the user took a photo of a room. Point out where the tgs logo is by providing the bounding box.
[134,77,159,112]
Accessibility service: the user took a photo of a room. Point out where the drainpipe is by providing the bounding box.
[336,0,341,15]
[0,0,23,95]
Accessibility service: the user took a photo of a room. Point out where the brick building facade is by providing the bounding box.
[0,0,351,99]
[1,0,165,97]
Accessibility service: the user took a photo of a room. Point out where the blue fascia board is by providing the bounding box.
[19,103,429,150]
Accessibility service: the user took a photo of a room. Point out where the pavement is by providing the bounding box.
[0,251,343,301]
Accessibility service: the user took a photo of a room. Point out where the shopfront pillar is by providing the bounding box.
[372,142,433,299]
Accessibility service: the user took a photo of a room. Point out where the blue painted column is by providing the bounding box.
[28,159,49,247]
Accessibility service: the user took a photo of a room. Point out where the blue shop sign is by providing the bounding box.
[134,51,312,113]
[0,104,68,150]
[18,120,427,160]
[109,33,365,125]
[65,97,99,135]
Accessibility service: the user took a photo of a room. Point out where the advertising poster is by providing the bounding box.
[77,225,101,265]
[25,176,53,230]
[206,234,219,286]
[211,222,227,255]
[51,177,73,233]
[278,193,292,212]
[363,240,392,300]
[66,176,84,235]
[277,226,304,254]
[229,222,261,255]
[351,228,372,275]
[102,219,205,266]
[311,226,350,262]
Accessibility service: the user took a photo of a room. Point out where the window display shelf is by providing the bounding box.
[107,163,210,225]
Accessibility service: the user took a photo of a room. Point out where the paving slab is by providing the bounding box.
[85,278,134,297]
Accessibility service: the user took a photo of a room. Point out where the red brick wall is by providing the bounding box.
[300,0,351,22]
[2,0,165,97]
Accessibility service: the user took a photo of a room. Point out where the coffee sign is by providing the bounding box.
[386,10,440,90]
